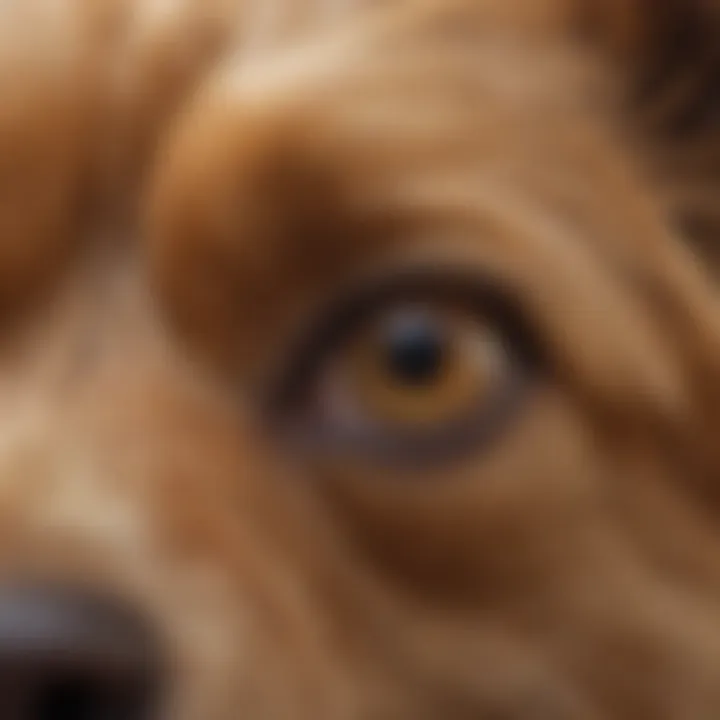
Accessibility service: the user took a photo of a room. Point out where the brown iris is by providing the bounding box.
[335,304,507,430]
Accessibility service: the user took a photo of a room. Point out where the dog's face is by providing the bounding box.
[2,1,720,718]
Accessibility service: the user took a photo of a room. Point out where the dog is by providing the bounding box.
[1,0,720,718]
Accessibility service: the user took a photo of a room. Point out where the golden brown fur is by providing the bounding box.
[2,0,720,718]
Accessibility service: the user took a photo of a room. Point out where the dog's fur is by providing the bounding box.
[2,0,720,718]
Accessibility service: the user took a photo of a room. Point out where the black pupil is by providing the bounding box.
[381,312,447,386]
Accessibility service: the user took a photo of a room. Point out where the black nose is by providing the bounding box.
[0,587,162,720]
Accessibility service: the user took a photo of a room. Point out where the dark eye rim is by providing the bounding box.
[263,266,545,467]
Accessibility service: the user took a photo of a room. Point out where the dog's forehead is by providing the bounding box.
[0,0,697,334]
[0,0,575,207]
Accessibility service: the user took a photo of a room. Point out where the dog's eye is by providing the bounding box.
[270,273,537,466]
[327,305,507,430]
